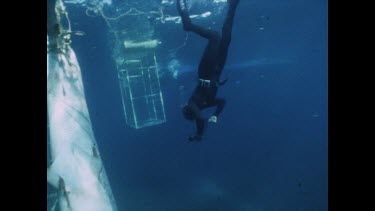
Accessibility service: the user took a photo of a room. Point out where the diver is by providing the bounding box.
[178,0,241,141]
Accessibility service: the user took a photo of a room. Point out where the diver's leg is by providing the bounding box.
[187,100,205,141]
[196,119,205,137]
[177,0,219,40]
[222,0,241,44]
[217,0,241,68]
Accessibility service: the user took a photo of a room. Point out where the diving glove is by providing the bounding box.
[208,115,217,123]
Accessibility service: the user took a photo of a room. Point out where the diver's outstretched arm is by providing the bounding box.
[177,0,219,40]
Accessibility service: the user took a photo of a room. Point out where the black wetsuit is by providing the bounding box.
[177,0,240,140]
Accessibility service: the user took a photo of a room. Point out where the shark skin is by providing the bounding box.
[47,45,118,211]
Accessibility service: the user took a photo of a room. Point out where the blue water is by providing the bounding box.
[66,0,327,210]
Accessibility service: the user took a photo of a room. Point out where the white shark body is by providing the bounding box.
[47,43,118,211]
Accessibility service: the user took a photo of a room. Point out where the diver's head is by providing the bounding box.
[182,104,196,121]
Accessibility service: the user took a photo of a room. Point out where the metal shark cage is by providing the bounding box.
[100,0,167,129]
[117,40,166,128]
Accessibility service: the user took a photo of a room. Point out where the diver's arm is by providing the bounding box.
[196,118,205,136]
[213,98,226,116]
[188,118,204,141]
[209,98,226,123]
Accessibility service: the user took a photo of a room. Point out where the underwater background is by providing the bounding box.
[48,0,327,210]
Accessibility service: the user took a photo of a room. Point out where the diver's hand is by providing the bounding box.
[208,115,217,123]
[219,78,229,86]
